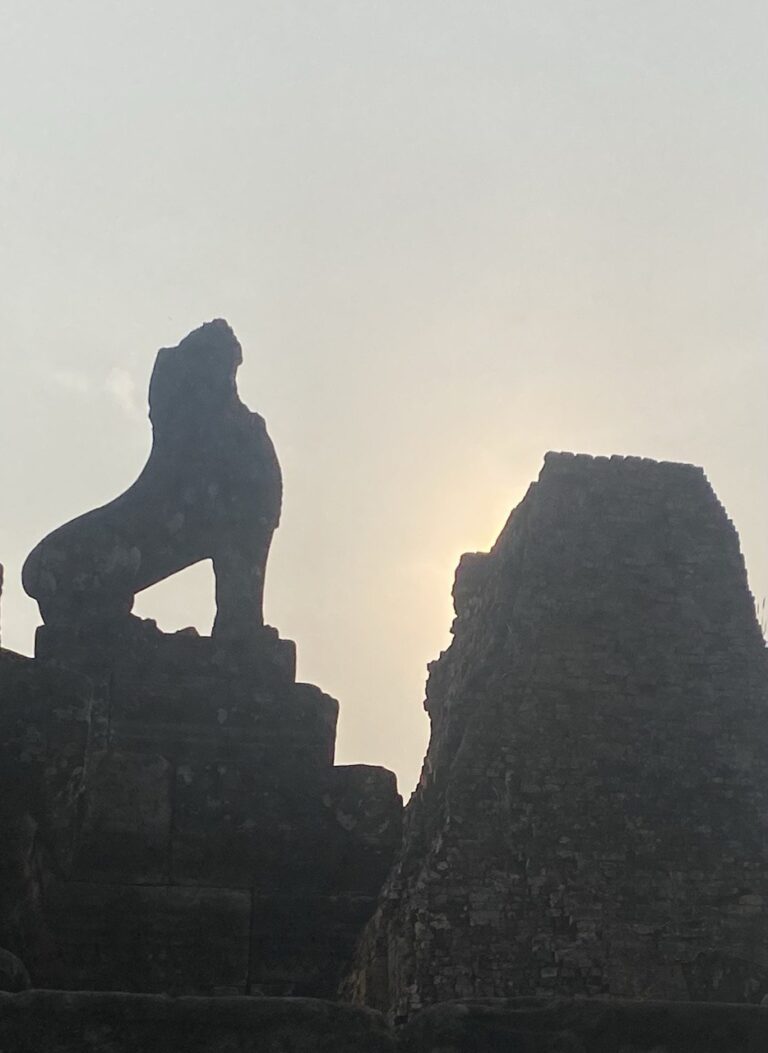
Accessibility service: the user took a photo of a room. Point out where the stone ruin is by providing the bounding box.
[0,321,402,1004]
[344,453,768,1025]
[2,323,768,1051]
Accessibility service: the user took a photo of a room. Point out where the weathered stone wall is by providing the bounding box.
[0,621,402,997]
[0,648,92,985]
[344,453,768,1021]
[24,617,402,996]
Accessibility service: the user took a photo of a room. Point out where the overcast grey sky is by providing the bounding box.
[1,1,766,793]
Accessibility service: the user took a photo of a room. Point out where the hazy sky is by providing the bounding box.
[1,1,766,795]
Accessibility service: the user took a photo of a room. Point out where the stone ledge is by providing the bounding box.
[399,997,768,1052]
[40,884,252,993]
[3,990,768,1051]
[0,991,395,1052]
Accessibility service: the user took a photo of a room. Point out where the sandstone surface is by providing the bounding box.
[345,453,768,1021]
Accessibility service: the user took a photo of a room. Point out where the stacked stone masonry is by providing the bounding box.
[0,627,402,999]
[344,452,768,1022]
[28,618,402,996]
[0,321,403,1000]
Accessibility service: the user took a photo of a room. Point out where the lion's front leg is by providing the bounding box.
[211,530,272,639]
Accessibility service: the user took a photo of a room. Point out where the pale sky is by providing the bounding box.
[1,1,766,795]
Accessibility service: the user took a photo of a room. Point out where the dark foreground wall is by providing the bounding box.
[2,992,768,1052]
[0,649,92,981]
[0,622,401,997]
[0,992,395,1053]
[400,998,768,1052]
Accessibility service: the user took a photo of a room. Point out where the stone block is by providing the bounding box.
[0,651,92,861]
[399,997,768,1052]
[171,761,402,893]
[323,765,403,893]
[74,751,172,883]
[35,620,297,689]
[171,759,331,888]
[41,882,251,993]
[108,671,337,766]
[249,893,379,997]
[111,625,297,685]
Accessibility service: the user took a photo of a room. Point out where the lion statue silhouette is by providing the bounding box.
[23,320,282,639]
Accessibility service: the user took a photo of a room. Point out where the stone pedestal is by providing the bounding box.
[27,617,402,996]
